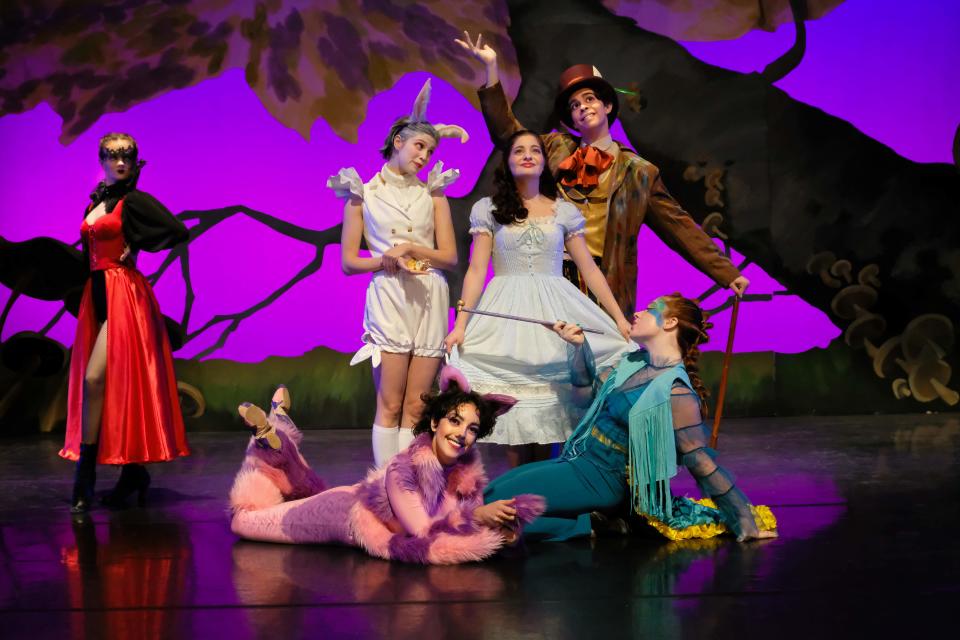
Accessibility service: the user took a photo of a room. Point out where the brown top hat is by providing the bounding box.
[554,64,619,130]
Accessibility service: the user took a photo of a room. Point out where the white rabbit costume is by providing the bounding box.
[329,162,459,364]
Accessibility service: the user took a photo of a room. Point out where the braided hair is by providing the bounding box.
[490,130,558,225]
[662,294,713,416]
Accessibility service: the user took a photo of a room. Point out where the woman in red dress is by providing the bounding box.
[61,133,190,513]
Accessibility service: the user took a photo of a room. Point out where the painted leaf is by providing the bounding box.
[0,0,519,143]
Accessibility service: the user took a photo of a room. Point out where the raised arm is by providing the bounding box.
[455,31,525,147]
[643,167,748,295]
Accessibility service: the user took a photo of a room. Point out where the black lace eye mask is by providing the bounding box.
[99,146,138,163]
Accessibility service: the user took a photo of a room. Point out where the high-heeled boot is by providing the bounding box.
[101,463,151,508]
[70,443,98,513]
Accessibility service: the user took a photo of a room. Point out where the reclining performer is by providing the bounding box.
[228,371,545,564]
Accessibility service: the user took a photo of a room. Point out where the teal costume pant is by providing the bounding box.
[484,457,627,542]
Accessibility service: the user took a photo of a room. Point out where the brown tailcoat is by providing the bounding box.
[478,82,740,312]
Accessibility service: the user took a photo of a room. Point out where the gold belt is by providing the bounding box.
[590,426,627,453]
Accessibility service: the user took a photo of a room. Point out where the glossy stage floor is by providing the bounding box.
[1,414,957,639]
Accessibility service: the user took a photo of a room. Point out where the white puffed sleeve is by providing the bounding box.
[468,197,496,236]
[327,167,364,201]
[426,161,460,194]
[555,201,586,240]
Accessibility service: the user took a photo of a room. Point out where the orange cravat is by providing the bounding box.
[557,145,614,190]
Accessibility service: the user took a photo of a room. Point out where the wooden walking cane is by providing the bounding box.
[710,295,741,449]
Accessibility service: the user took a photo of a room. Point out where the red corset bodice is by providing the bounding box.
[81,199,126,271]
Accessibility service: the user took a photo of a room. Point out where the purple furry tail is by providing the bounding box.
[512,494,546,524]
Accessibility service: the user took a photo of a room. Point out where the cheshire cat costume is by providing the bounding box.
[229,381,545,565]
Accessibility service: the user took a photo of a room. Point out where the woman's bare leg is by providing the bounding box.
[81,322,108,445]
[397,355,442,452]
[371,351,411,466]
[399,356,442,428]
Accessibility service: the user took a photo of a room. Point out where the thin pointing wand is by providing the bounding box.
[455,300,605,334]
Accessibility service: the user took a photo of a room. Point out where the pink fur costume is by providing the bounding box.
[229,407,545,565]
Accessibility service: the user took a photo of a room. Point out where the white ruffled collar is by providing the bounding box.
[379,164,421,188]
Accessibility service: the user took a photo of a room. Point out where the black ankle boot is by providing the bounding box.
[70,443,98,513]
[101,464,151,508]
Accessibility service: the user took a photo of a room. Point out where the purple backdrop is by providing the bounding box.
[1,0,957,362]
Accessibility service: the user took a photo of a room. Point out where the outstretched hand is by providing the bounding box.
[729,275,750,297]
[444,327,465,353]
[454,31,497,66]
[474,499,517,528]
[552,320,585,345]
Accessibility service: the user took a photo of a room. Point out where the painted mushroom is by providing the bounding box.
[830,284,878,320]
[857,264,881,288]
[0,331,67,419]
[0,236,86,337]
[864,336,904,378]
[806,251,841,288]
[177,381,206,418]
[892,378,912,400]
[829,260,853,285]
[701,212,729,240]
[894,355,958,406]
[901,314,954,362]
[844,311,887,349]
[683,163,705,182]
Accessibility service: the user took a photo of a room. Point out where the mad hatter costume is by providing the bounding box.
[475,60,743,313]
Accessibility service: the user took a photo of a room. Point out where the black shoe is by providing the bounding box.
[589,511,631,537]
[70,443,98,513]
[101,464,151,508]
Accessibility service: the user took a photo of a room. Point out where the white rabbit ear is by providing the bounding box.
[410,78,431,122]
[435,124,469,143]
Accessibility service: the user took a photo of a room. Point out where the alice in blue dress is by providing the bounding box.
[451,197,633,445]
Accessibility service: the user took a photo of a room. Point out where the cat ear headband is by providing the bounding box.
[439,366,516,417]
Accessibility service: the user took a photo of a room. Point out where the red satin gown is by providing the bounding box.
[60,198,189,464]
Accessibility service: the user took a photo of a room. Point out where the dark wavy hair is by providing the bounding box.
[491,130,558,225]
[662,293,714,417]
[412,383,498,440]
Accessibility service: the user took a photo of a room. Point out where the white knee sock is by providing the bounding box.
[372,424,399,467]
[397,427,415,453]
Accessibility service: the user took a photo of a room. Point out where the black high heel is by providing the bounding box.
[70,443,98,514]
[101,464,150,508]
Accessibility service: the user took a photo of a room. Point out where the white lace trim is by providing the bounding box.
[484,401,584,445]
[469,226,493,236]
